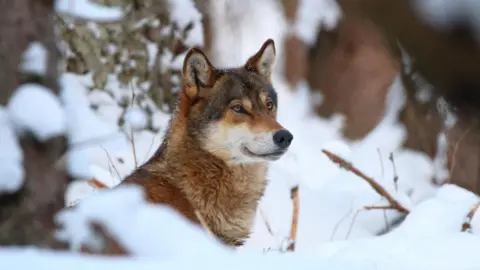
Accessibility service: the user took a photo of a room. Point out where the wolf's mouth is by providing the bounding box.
[242,146,285,160]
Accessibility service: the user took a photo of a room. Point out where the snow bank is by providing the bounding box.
[56,185,226,258]
[317,185,480,270]
[0,247,373,270]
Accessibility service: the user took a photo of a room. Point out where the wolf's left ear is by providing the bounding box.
[182,48,216,98]
[244,39,276,78]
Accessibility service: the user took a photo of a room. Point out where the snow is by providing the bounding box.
[317,185,480,270]
[59,74,128,180]
[55,0,124,22]
[124,107,148,131]
[2,0,480,269]
[0,108,24,193]
[167,0,204,46]
[21,42,47,75]
[7,84,66,141]
[294,0,342,45]
[413,0,480,40]
[56,185,227,257]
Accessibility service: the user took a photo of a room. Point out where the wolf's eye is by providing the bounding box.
[266,100,274,110]
[231,104,247,114]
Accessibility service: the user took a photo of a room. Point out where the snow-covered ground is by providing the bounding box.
[2,0,480,269]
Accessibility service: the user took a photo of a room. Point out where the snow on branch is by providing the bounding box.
[322,149,410,214]
[168,0,203,46]
[55,0,123,22]
[7,84,66,141]
[0,108,24,193]
[21,42,48,76]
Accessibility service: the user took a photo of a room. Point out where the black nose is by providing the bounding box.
[273,129,293,149]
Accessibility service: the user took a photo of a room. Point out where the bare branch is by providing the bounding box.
[462,201,480,233]
[322,149,410,214]
[287,186,299,252]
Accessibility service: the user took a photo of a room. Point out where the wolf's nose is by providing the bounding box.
[273,130,293,149]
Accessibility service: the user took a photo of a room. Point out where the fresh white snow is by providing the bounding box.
[294,0,342,45]
[168,0,204,46]
[124,107,148,131]
[55,0,124,22]
[7,84,66,141]
[0,107,24,193]
[413,0,480,41]
[21,42,48,76]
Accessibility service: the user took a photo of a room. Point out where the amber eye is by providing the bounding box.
[266,100,274,110]
[231,104,246,114]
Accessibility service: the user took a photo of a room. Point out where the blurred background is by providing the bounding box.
[3,0,480,260]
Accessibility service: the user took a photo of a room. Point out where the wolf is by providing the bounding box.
[106,39,293,247]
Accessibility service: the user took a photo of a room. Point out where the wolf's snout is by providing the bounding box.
[273,129,293,149]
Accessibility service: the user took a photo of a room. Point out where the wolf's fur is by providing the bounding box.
[120,39,293,246]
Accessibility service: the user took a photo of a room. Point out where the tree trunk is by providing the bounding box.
[0,0,68,247]
[307,6,399,139]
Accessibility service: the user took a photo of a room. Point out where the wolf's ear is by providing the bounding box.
[244,39,276,78]
[182,48,215,98]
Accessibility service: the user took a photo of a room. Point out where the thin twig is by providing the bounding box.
[345,208,364,240]
[259,208,274,236]
[142,136,156,164]
[389,153,399,191]
[448,124,474,184]
[322,149,410,214]
[377,148,384,179]
[129,128,138,169]
[287,186,299,252]
[101,147,122,183]
[383,210,390,232]
[330,206,353,241]
[462,201,480,233]
[377,150,390,231]
[128,82,139,169]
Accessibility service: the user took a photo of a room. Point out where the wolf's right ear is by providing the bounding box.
[244,39,276,79]
[182,48,215,98]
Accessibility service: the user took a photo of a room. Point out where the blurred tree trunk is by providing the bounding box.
[398,61,443,159]
[338,0,480,194]
[282,0,307,88]
[194,0,212,56]
[0,0,68,247]
[307,6,398,140]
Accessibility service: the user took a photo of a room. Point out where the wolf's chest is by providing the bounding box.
[202,165,267,244]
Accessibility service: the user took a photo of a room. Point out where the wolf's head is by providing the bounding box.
[179,39,293,164]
